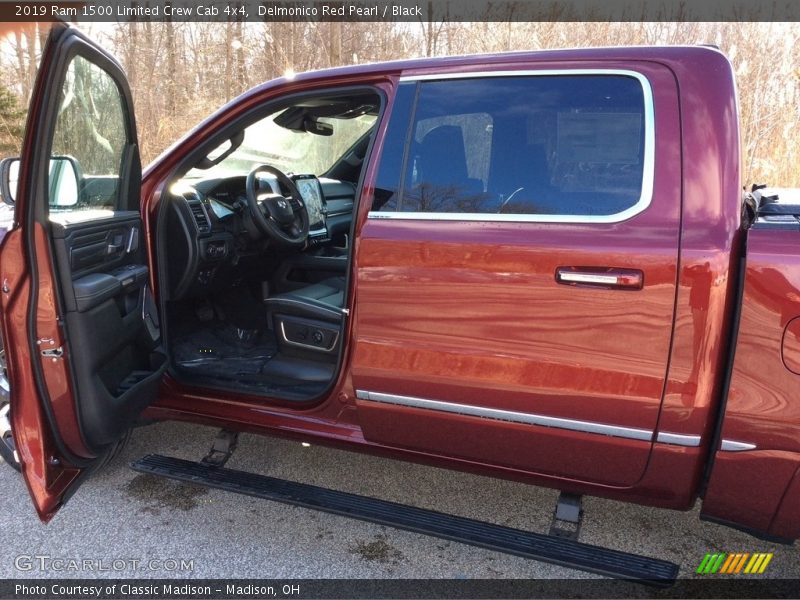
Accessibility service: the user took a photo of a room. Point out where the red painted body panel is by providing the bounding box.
[350,216,678,486]
[144,387,702,510]
[655,48,743,446]
[770,466,800,540]
[0,228,83,520]
[144,48,737,510]
[355,402,654,487]
[702,229,800,539]
[781,318,800,375]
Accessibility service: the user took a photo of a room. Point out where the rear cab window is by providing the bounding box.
[371,71,654,222]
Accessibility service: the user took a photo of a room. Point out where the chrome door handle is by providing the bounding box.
[555,267,643,290]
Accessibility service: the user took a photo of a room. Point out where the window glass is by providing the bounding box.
[394,75,647,217]
[50,55,128,213]
[185,111,376,180]
[413,112,493,189]
[370,83,416,212]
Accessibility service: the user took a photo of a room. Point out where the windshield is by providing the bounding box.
[186,109,377,180]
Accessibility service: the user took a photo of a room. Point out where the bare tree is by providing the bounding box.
[0,20,798,185]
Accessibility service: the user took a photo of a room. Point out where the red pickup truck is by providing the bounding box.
[0,24,797,579]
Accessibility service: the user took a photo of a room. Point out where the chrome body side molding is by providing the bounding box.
[356,390,703,447]
[655,432,701,447]
[719,439,757,452]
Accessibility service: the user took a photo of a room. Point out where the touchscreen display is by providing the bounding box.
[294,176,326,235]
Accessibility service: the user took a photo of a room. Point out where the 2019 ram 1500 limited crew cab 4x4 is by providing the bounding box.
[1,24,797,575]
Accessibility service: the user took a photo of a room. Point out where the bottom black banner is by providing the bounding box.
[2,579,800,599]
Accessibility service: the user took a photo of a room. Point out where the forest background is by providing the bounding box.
[1,20,798,188]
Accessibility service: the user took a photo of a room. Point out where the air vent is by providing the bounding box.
[187,199,211,234]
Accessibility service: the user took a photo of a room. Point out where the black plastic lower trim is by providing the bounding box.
[131,454,678,585]
[699,232,748,496]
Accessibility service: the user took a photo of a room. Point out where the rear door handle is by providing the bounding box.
[555,267,643,290]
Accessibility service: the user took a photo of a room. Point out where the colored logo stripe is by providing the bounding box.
[758,554,774,573]
[711,553,726,573]
[745,553,774,574]
[734,553,749,573]
[698,552,773,575]
[719,553,736,573]
[721,553,747,574]
[697,553,726,574]
[696,553,712,574]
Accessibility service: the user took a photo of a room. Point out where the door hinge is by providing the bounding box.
[41,347,64,361]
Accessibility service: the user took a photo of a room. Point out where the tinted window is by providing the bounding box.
[389,75,648,218]
[371,83,416,212]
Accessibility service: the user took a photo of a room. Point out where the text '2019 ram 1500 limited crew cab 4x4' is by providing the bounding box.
[1,23,798,583]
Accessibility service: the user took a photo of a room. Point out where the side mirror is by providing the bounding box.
[0,158,19,206]
[48,156,80,208]
[0,156,81,208]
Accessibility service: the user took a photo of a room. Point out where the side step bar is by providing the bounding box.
[131,454,678,585]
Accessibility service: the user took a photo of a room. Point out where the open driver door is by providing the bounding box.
[0,24,165,520]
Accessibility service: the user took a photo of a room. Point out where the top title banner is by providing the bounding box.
[2,0,799,22]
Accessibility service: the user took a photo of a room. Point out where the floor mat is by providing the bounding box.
[172,326,278,378]
[171,320,335,399]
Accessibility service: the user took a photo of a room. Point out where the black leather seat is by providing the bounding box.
[265,276,346,326]
[402,125,485,212]
[417,125,483,191]
[486,121,552,213]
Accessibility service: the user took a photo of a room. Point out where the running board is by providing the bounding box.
[131,454,678,585]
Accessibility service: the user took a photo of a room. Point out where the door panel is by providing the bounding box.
[353,221,677,486]
[0,24,162,519]
[351,64,681,487]
[51,214,164,448]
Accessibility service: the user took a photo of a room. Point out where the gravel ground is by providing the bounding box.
[0,420,797,584]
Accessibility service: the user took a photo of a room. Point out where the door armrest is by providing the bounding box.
[73,273,122,312]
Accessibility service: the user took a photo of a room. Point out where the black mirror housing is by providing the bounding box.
[0,157,20,206]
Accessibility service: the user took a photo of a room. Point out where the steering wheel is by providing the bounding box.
[245,164,309,247]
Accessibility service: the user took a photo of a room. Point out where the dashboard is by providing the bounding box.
[164,174,356,300]
[208,197,234,219]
